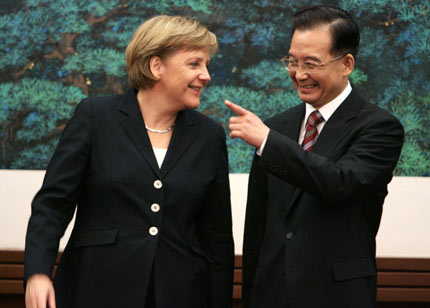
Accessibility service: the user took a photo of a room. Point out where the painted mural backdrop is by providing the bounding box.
[0,0,429,175]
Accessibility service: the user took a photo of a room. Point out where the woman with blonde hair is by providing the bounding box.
[24,15,234,308]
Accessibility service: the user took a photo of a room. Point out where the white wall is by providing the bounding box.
[1,170,429,257]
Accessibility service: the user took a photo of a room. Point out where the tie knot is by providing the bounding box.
[307,110,324,128]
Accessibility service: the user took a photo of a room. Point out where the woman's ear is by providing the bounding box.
[149,56,163,80]
[343,54,355,76]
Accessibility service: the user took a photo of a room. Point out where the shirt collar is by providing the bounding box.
[304,81,352,122]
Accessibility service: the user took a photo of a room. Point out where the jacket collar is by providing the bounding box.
[118,88,198,178]
[312,88,363,156]
[277,103,306,142]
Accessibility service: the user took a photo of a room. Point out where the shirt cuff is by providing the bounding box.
[256,135,268,156]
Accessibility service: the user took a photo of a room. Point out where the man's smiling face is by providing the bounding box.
[288,26,349,108]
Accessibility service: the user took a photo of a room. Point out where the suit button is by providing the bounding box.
[151,203,160,212]
[149,226,158,236]
[153,180,162,189]
[286,232,293,239]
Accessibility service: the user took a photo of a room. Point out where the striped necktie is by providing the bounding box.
[302,110,324,151]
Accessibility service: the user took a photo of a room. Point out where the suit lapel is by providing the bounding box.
[275,104,306,217]
[312,89,363,156]
[276,103,305,142]
[161,110,198,177]
[118,88,162,178]
[285,90,363,215]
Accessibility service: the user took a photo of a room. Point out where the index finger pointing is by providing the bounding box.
[225,100,248,116]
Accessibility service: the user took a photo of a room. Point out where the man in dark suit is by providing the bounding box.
[226,6,404,308]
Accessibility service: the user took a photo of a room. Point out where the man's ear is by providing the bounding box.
[149,56,163,80]
[343,54,355,76]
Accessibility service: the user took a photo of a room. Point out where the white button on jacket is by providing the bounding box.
[151,203,160,212]
[149,226,158,236]
[153,180,162,189]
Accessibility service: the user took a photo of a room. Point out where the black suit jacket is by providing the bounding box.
[24,88,234,308]
[242,89,404,308]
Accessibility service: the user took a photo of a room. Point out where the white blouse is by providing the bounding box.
[153,147,167,168]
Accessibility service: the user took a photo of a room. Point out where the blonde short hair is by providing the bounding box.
[125,15,218,90]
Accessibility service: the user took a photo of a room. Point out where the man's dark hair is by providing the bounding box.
[292,6,360,59]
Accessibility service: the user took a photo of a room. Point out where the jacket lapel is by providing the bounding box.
[274,104,306,218]
[312,89,363,156]
[161,110,198,177]
[286,90,363,215]
[118,88,162,178]
[275,103,305,142]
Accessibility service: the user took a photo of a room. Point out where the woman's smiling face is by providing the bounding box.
[158,48,211,110]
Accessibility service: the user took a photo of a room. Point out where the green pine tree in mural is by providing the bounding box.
[339,0,430,176]
[0,0,429,174]
[0,0,213,168]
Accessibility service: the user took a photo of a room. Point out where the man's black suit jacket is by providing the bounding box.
[242,88,404,308]
[24,88,234,308]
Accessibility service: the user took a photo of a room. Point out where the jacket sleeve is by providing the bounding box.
[198,125,235,308]
[241,153,268,308]
[24,99,92,281]
[257,112,404,204]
